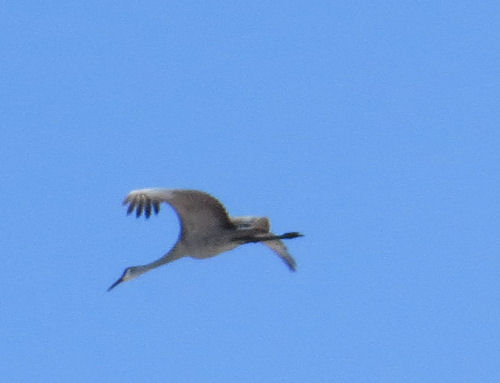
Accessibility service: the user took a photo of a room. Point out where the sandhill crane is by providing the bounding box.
[108,188,303,291]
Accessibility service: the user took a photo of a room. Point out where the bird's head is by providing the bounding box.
[107,266,146,291]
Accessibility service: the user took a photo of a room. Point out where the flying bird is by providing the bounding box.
[108,188,303,290]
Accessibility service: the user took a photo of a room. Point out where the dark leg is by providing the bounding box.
[236,232,303,243]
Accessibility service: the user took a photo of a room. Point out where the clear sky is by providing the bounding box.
[2,1,499,382]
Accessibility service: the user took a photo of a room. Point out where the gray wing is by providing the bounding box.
[123,189,235,240]
[261,236,297,271]
[231,216,270,232]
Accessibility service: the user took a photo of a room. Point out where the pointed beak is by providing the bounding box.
[107,276,125,291]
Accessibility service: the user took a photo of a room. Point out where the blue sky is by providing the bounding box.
[2,1,499,382]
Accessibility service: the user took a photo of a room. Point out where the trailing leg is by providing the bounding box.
[236,232,303,243]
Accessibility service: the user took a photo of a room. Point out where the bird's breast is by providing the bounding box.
[185,235,241,259]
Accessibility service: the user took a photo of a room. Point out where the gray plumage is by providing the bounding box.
[108,188,303,291]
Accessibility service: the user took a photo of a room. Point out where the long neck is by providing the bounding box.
[138,244,185,274]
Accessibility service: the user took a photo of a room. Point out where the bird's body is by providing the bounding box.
[108,188,302,290]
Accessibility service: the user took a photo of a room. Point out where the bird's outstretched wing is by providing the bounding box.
[261,237,297,271]
[123,189,235,240]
